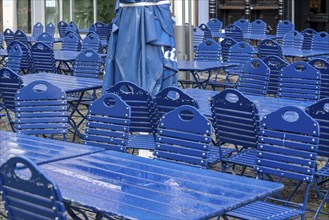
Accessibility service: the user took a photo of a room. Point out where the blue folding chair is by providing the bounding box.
[248,19,267,36]
[89,21,109,41]
[311,31,329,55]
[193,27,205,48]
[276,20,294,37]
[258,39,282,59]
[73,49,102,78]
[106,81,157,152]
[32,22,44,38]
[6,43,23,74]
[282,30,304,50]
[46,22,56,36]
[0,156,67,220]
[58,20,68,38]
[66,22,80,38]
[305,98,329,219]
[301,28,318,50]
[220,37,237,62]
[225,106,320,220]
[234,19,250,34]
[81,32,101,52]
[154,105,219,168]
[263,55,288,96]
[15,80,68,139]
[31,42,57,73]
[61,31,81,51]
[0,68,23,131]
[8,41,33,74]
[14,29,29,46]
[3,28,15,47]
[84,93,131,152]
[237,58,270,96]
[207,18,223,38]
[309,58,329,99]
[278,61,320,101]
[210,89,259,173]
[36,32,54,48]
[225,24,243,42]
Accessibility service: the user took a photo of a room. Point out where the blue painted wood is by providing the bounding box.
[263,55,288,96]
[309,58,329,99]
[237,58,270,96]
[31,42,57,73]
[0,157,67,219]
[225,24,243,42]
[36,32,54,48]
[0,33,3,49]
[84,93,131,152]
[73,49,102,78]
[81,31,101,52]
[195,39,221,62]
[37,150,283,219]
[3,28,15,47]
[0,130,104,166]
[248,19,266,35]
[46,22,56,36]
[14,29,29,46]
[66,22,80,38]
[193,27,205,48]
[207,18,222,38]
[32,22,44,38]
[58,21,68,38]
[311,31,329,53]
[221,37,237,62]
[276,20,294,37]
[301,28,317,50]
[234,19,250,34]
[198,23,212,40]
[8,41,33,72]
[258,39,282,59]
[282,30,303,50]
[61,31,81,51]
[89,21,109,41]
[15,80,68,136]
[278,61,320,101]
[6,43,22,74]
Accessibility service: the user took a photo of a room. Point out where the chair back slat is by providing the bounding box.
[66,22,80,37]
[258,39,282,59]
[221,37,237,61]
[198,24,212,40]
[36,32,54,48]
[193,28,205,48]
[305,98,329,158]
[263,55,288,96]
[207,18,222,37]
[89,21,109,41]
[14,29,29,46]
[15,80,68,136]
[3,28,15,47]
[225,24,243,42]
[106,81,157,134]
[58,21,68,38]
[237,58,270,96]
[234,19,250,34]
[31,42,57,73]
[248,19,266,35]
[0,157,67,220]
[311,31,329,53]
[32,22,44,38]
[195,39,221,61]
[84,93,131,152]
[309,58,329,99]
[8,41,32,72]
[61,31,81,51]
[154,106,212,168]
[73,49,102,78]
[6,44,23,74]
[278,62,320,101]
[0,68,23,111]
[276,20,294,37]
[282,30,303,50]
[81,32,101,52]
[301,28,318,50]
[211,89,259,149]
[45,23,55,36]
[256,106,319,182]
[227,41,254,75]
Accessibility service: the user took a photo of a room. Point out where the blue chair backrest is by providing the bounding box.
[36,32,54,48]
[89,21,109,41]
[195,39,221,61]
[0,156,67,219]
[81,31,101,52]
[198,23,212,39]
[263,55,288,96]
[301,28,318,50]
[282,30,303,50]
[309,58,329,99]
[84,93,131,152]
[31,42,57,73]
[248,19,266,35]
[0,68,23,111]
[58,21,68,38]
[73,49,102,78]
[45,22,55,36]
[66,22,80,37]
[237,58,270,96]
[311,31,329,53]
[14,29,29,46]
[3,28,15,47]
[207,18,222,36]
[8,41,32,72]
[32,22,44,37]
[15,80,68,136]
[278,62,320,101]
[193,27,205,48]
[106,81,157,134]
[305,98,329,158]
[154,105,212,168]
[225,24,243,42]
[276,20,294,37]
[61,31,81,51]
[258,39,282,59]
[6,43,23,74]
[210,89,259,153]
[155,87,199,120]
[234,19,250,34]
[221,37,237,61]
[227,41,254,74]
[256,106,319,183]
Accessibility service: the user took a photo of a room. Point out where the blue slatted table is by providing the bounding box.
[27,36,63,43]
[38,151,283,219]
[184,88,314,119]
[282,48,329,58]
[0,130,104,166]
[54,50,106,62]
[243,34,283,41]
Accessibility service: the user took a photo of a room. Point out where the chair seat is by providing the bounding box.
[226,201,304,220]
[208,146,235,164]
[316,163,329,177]
[222,148,258,167]
[127,134,155,150]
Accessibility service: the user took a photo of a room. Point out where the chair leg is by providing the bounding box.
[314,190,329,220]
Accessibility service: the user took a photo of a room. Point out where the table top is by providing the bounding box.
[0,130,104,166]
[39,151,283,219]
[282,49,329,58]
[21,73,102,93]
[0,49,7,56]
[27,36,63,43]
[243,34,283,41]
[185,88,314,119]
[178,61,235,72]
[54,50,106,62]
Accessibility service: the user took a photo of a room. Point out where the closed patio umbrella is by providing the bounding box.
[102,0,177,95]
